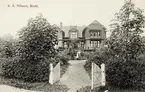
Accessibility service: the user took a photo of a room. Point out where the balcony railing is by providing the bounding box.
[90,36,103,39]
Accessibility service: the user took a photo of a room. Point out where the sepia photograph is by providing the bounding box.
[0,0,145,92]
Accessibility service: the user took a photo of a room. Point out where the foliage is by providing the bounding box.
[84,48,109,77]
[67,40,79,59]
[55,51,69,77]
[1,14,59,82]
[85,0,145,90]
[17,14,58,63]
[79,51,94,60]
[58,55,69,66]
[1,57,50,82]
[106,58,145,89]
[57,50,70,65]
[0,76,69,92]
[76,85,108,92]
[51,54,69,67]
[0,38,17,58]
[77,85,142,92]
[65,40,93,60]
[3,42,13,58]
[106,0,145,89]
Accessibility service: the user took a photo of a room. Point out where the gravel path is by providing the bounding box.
[59,60,91,92]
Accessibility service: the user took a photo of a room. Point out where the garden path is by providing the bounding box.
[59,60,91,92]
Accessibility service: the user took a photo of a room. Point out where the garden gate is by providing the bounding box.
[49,62,60,84]
[91,62,106,89]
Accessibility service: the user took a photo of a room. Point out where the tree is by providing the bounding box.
[106,0,145,89]
[1,14,58,82]
[18,14,58,63]
[3,42,13,58]
[0,38,17,58]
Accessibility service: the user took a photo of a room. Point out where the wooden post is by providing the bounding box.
[49,63,53,84]
[101,63,106,86]
[91,62,94,90]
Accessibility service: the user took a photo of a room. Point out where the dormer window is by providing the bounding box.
[70,32,77,39]
[69,28,78,39]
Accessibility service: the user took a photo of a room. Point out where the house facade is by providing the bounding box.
[54,20,106,51]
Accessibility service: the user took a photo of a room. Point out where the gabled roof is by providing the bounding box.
[53,24,64,32]
[53,24,58,28]
[88,20,106,30]
[61,25,85,37]
[53,24,65,36]
[53,24,61,30]
[69,27,79,32]
[54,20,106,37]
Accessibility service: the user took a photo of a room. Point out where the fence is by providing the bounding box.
[49,62,60,84]
[91,62,106,89]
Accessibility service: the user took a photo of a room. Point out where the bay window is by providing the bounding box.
[90,41,101,48]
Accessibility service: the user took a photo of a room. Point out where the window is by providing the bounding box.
[80,41,84,48]
[70,32,77,39]
[90,41,101,48]
[64,42,67,48]
[58,32,63,39]
[90,31,101,38]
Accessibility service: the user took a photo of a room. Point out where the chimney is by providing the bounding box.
[60,22,63,29]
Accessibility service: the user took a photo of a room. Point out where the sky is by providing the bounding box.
[0,0,145,38]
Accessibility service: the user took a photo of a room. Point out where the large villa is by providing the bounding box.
[54,20,106,51]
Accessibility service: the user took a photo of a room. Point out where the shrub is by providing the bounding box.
[0,15,59,82]
[79,51,94,60]
[56,52,69,66]
[17,14,58,64]
[58,49,71,60]
[1,57,50,82]
[0,39,17,58]
[76,86,108,92]
[85,47,145,90]
[84,48,108,77]
[106,58,145,90]
[59,56,69,66]
[105,1,145,90]
[84,1,145,90]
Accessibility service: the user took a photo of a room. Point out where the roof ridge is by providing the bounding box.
[88,20,106,29]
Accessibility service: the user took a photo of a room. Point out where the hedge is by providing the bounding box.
[1,57,50,82]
